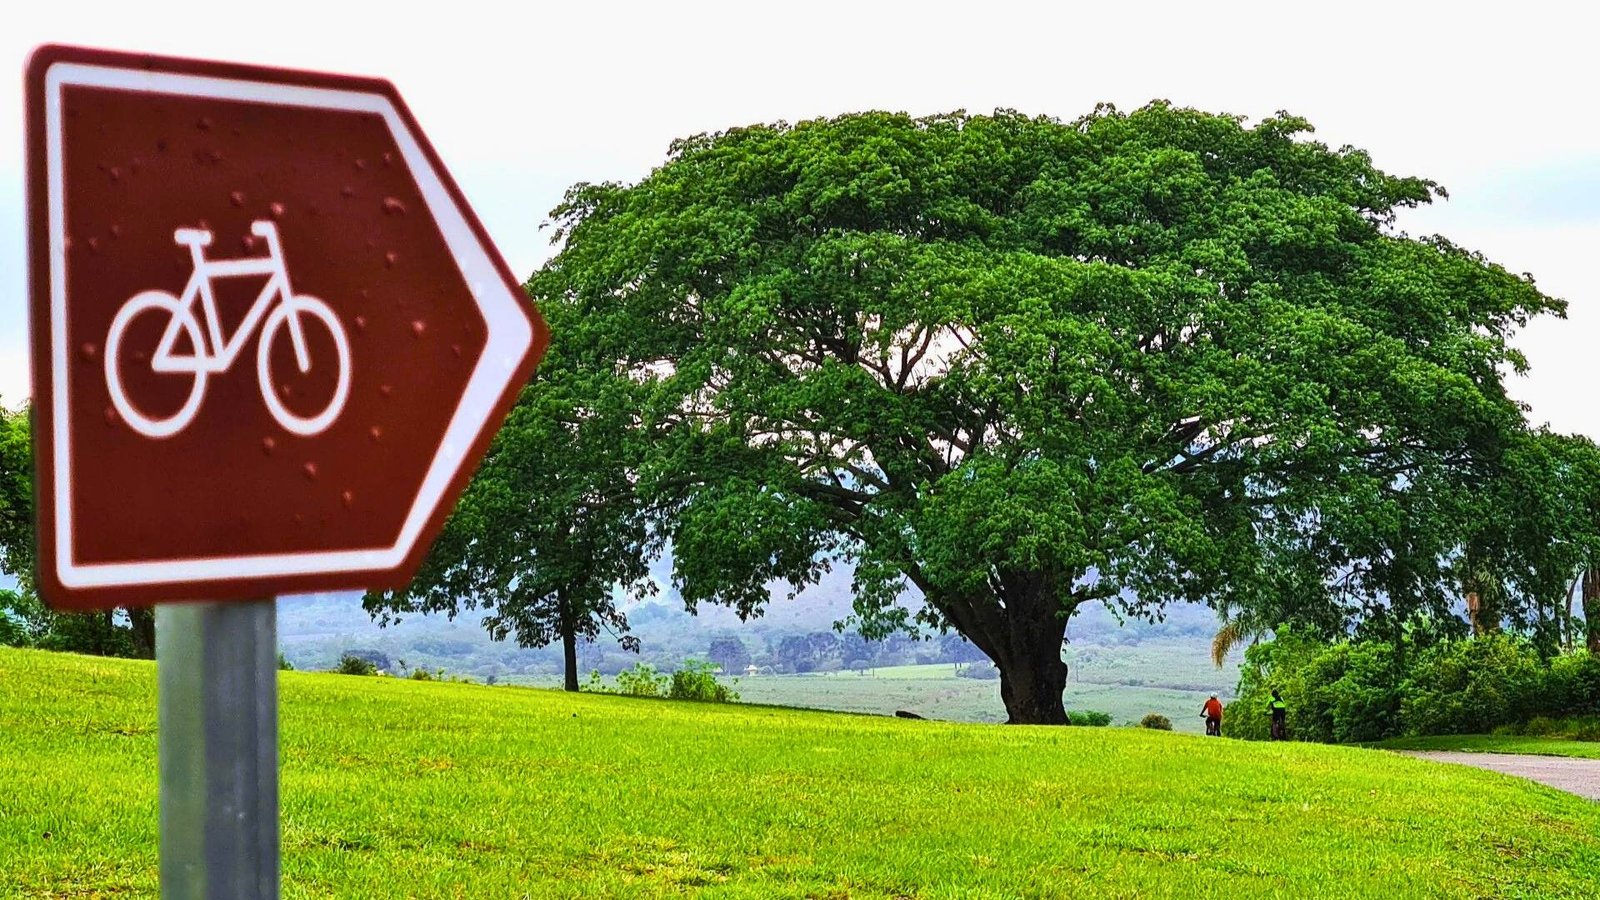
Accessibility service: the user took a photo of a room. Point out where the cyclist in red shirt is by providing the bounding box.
[1201,693,1224,736]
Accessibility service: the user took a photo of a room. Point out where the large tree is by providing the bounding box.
[523,104,1557,723]
[364,304,654,691]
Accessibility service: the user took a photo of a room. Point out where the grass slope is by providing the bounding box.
[1377,735,1600,760]
[6,647,1600,899]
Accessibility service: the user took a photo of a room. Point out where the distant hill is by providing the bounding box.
[276,558,1235,692]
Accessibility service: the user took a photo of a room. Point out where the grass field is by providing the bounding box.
[1377,734,1600,760]
[7,647,1600,898]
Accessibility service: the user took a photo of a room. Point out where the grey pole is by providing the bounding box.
[157,599,279,900]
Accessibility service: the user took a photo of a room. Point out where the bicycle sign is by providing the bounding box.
[26,45,548,610]
[107,220,351,438]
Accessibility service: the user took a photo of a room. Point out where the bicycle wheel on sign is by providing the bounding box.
[104,290,209,438]
[256,294,351,437]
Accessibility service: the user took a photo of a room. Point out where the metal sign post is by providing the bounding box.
[157,600,279,900]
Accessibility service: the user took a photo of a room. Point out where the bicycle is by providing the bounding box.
[105,220,351,438]
[1203,714,1221,737]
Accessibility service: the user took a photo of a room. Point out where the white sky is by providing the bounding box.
[4,1,1600,440]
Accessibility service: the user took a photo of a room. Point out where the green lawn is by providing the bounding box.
[1377,734,1600,760]
[7,647,1600,898]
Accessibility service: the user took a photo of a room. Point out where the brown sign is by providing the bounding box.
[26,45,548,609]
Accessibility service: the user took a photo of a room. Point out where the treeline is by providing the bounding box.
[1230,626,1600,743]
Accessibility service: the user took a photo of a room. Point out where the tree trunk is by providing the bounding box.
[915,570,1073,725]
[1584,568,1600,655]
[997,643,1070,724]
[558,590,579,692]
[990,576,1072,725]
[126,607,155,659]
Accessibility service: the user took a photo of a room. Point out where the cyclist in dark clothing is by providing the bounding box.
[1268,689,1288,740]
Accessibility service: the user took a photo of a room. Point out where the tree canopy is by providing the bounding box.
[484,103,1570,723]
[1,404,32,593]
[364,301,654,690]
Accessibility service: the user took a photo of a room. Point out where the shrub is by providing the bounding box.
[1572,719,1600,742]
[1068,710,1112,727]
[276,652,294,671]
[1139,713,1173,731]
[1544,653,1600,717]
[1403,635,1543,736]
[1231,624,1328,742]
[668,659,739,703]
[336,654,378,676]
[1521,716,1561,737]
[1321,641,1404,743]
[614,663,670,697]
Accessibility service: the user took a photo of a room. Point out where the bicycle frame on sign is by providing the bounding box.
[152,226,298,375]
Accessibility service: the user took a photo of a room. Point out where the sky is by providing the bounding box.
[4,1,1600,441]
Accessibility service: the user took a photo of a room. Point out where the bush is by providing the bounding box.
[1403,635,1543,736]
[957,662,1001,680]
[1521,716,1561,737]
[1572,719,1600,742]
[1139,713,1173,731]
[668,659,739,703]
[585,661,739,703]
[1233,628,1600,744]
[1232,624,1328,742]
[1068,710,1112,727]
[1320,641,1405,743]
[614,663,670,697]
[1544,653,1600,716]
[276,652,294,671]
[336,654,378,676]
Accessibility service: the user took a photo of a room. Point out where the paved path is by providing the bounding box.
[1398,751,1600,800]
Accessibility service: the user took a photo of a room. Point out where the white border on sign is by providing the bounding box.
[45,62,534,589]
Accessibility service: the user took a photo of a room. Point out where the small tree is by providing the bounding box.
[365,334,654,691]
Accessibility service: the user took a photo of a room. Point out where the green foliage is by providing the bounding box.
[1544,652,1600,714]
[529,103,1563,723]
[1236,629,1600,742]
[362,290,655,689]
[0,405,33,595]
[11,648,1600,897]
[667,658,739,703]
[613,663,671,697]
[1403,635,1544,736]
[0,589,50,648]
[585,660,740,703]
[1067,710,1112,727]
[336,654,379,676]
[1139,713,1173,730]
[277,652,294,672]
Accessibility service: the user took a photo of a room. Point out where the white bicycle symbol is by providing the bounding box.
[105,220,351,438]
